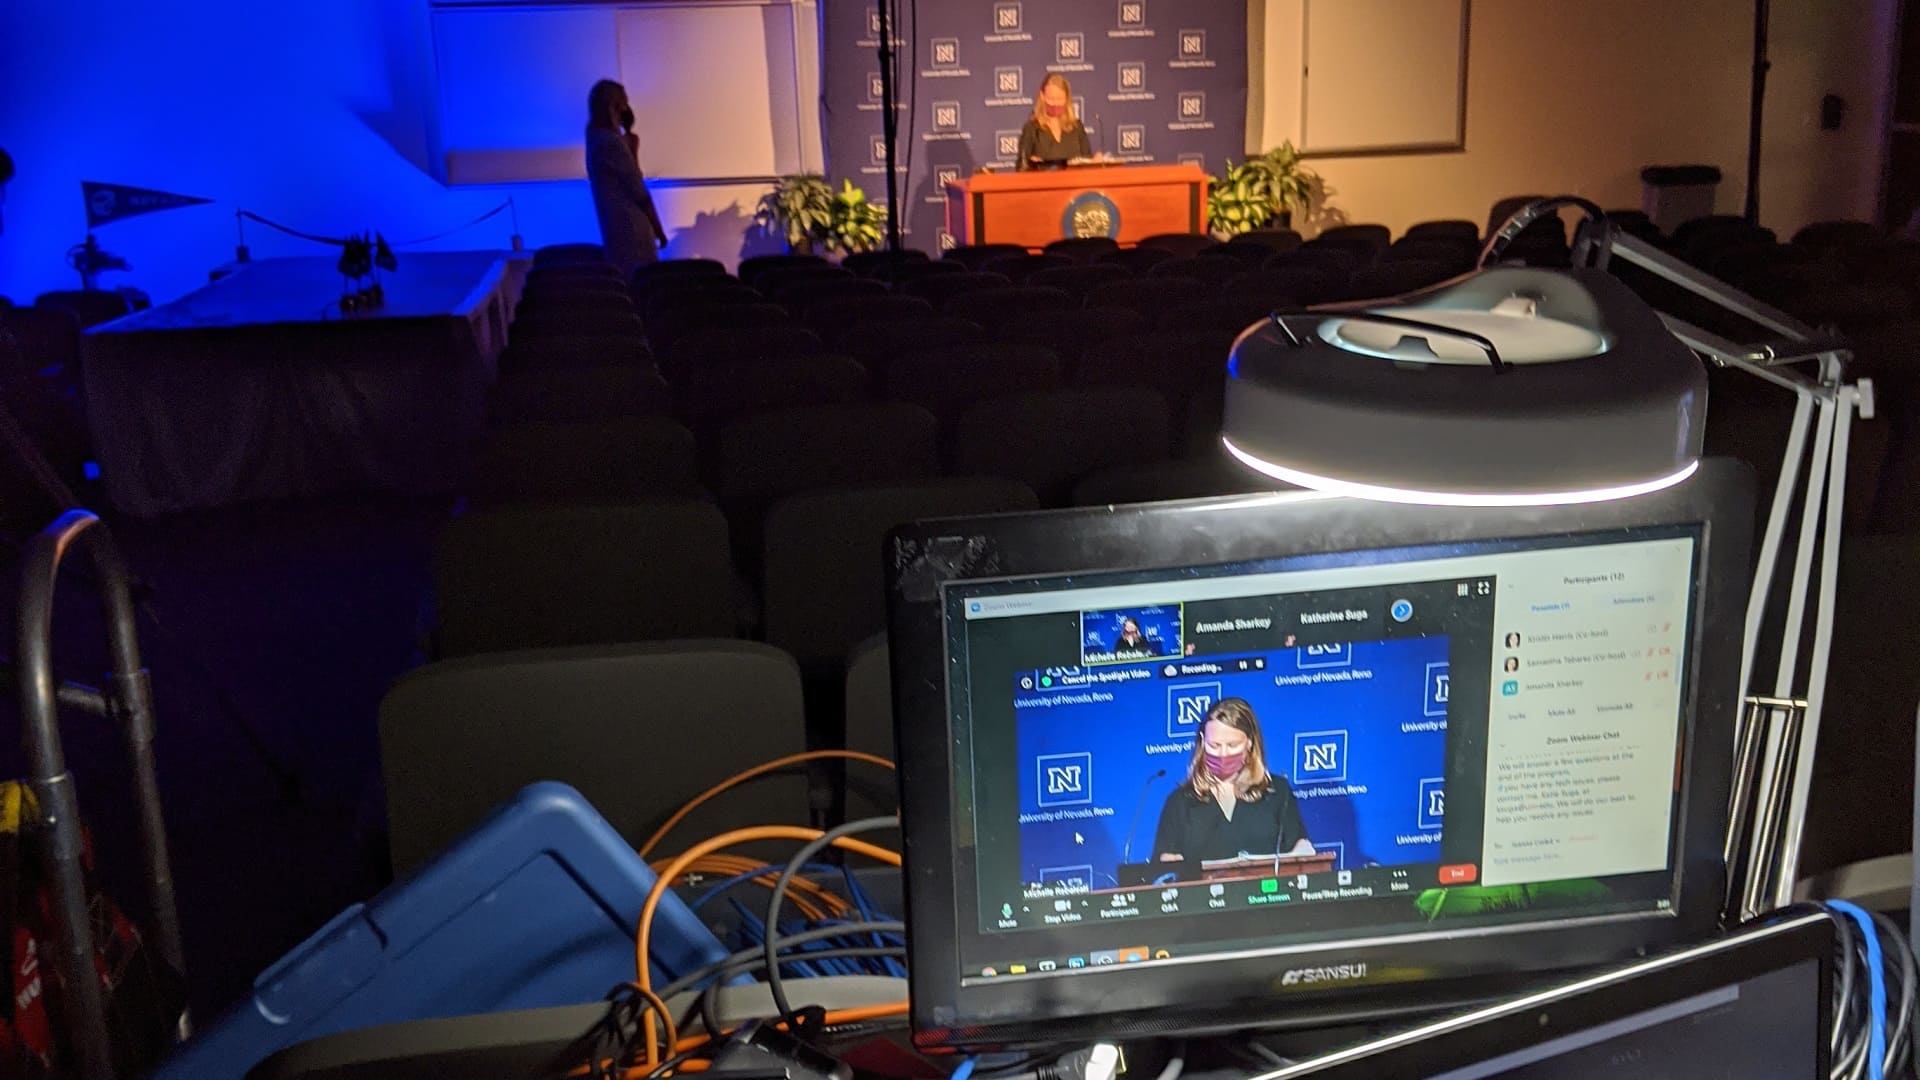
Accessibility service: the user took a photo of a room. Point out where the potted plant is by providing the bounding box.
[755,173,834,253]
[1207,142,1320,236]
[823,179,887,255]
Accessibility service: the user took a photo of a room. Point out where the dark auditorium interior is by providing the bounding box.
[3,0,1920,1076]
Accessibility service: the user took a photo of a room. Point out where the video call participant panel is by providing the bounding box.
[951,531,1700,981]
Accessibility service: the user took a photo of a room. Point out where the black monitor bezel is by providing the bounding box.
[1266,906,1833,1078]
[885,459,1753,1050]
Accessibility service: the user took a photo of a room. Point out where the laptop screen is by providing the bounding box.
[942,526,1703,983]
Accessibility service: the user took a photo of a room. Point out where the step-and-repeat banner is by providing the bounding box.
[821,0,1249,251]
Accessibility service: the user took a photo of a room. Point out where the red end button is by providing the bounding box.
[1439,863,1478,885]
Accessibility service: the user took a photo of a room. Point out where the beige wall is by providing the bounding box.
[1252,0,1892,238]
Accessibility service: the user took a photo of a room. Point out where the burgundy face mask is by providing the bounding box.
[1204,750,1247,779]
[1045,103,1067,118]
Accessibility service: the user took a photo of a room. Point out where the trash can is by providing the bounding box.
[1640,165,1724,235]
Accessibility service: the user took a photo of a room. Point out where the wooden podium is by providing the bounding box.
[944,163,1209,249]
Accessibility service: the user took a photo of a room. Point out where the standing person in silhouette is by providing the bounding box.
[585,80,669,276]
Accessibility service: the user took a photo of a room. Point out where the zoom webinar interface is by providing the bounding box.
[945,529,1701,982]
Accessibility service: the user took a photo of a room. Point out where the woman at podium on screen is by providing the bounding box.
[1017,74,1094,171]
[1151,698,1313,867]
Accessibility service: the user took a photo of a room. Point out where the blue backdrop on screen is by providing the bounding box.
[1013,637,1452,887]
[820,0,1250,251]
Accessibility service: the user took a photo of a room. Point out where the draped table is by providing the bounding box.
[83,251,523,516]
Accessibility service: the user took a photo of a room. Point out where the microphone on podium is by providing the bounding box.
[1122,768,1169,863]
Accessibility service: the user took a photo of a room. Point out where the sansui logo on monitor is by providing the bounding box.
[1280,962,1368,987]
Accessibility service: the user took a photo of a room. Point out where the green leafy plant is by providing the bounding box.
[755,173,834,252]
[824,179,886,255]
[1207,142,1320,236]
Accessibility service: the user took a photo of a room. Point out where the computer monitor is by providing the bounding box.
[885,460,1753,1049]
[1265,907,1831,1078]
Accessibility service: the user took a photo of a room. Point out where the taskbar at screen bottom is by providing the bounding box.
[972,861,1471,983]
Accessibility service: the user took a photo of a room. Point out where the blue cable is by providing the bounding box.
[951,1057,977,1080]
[687,863,845,911]
[1830,900,1888,1080]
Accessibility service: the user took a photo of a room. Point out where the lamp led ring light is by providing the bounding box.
[1221,266,1707,507]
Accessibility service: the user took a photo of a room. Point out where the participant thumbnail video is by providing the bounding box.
[1081,605,1181,665]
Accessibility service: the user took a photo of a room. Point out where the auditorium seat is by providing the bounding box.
[771,276,888,313]
[1221,268,1335,309]
[1026,263,1133,300]
[1270,245,1361,279]
[640,282,763,323]
[472,416,701,505]
[1341,260,1458,301]
[885,342,1065,421]
[511,308,646,344]
[498,334,653,375]
[942,286,1074,332]
[844,634,895,770]
[1381,239,1476,274]
[1072,329,1235,410]
[1403,220,1481,247]
[1679,222,1777,265]
[488,366,671,426]
[872,257,968,284]
[997,307,1150,367]
[1083,276,1211,315]
[644,302,790,355]
[753,264,854,297]
[1137,233,1217,257]
[951,387,1173,504]
[1793,220,1881,251]
[1149,256,1244,286]
[678,354,870,431]
[380,640,807,873]
[738,253,828,288]
[843,249,929,277]
[526,262,624,289]
[1044,236,1121,262]
[0,305,82,372]
[1097,247,1175,273]
[1153,297,1272,336]
[1670,214,1755,253]
[1195,242,1271,266]
[664,324,826,376]
[1485,195,1552,241]
[532,243,608,268]
[943,243,1028,269]
[713,402,941,504]
[762,478,1039,673]
[835,316,989,378]
[432,499,738,658]
[805,294,935,337]
[982,253,1074,283]
[631,258,727,287]
[1226,228,1303,255]
[1312,224,1392,257]
[901,270,1013,305]
[1070,456,1290,507]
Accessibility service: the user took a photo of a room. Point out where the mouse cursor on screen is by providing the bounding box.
[1074,833,1085,844]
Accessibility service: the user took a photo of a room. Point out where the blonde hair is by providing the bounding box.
[1030,73,1081,130]
[1185,698,1273,802]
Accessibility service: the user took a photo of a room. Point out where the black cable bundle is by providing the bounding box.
[1819,900,1918,1080]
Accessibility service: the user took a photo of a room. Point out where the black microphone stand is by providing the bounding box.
[874,0,904,253]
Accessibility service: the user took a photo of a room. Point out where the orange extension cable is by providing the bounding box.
[636,751,896,859]
[633,825,903,1067]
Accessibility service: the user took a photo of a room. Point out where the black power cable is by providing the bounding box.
[762,817,901,1021]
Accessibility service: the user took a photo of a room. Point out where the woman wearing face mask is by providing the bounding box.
[585,79,669,276]
[1017,73,1093,171]
[1151,698,1312,866]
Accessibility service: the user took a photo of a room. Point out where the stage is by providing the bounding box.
[83,251,523,517]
